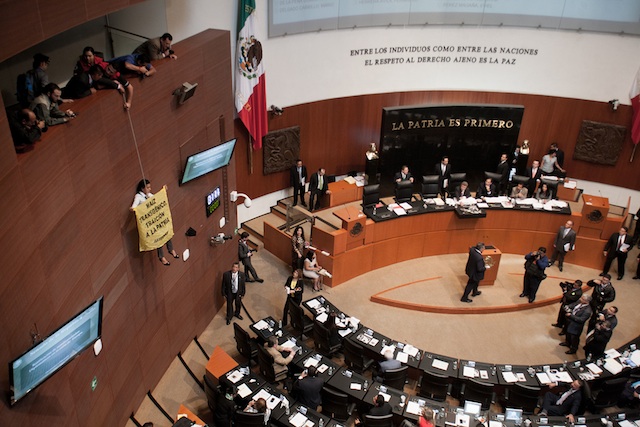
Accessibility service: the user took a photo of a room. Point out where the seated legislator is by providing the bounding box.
[454,181,471,199]
[355,394,393,425]
[419,407,435,427]
[476,178,497,198]
[539,380,584,422]
[292,366,324,410]
[510,182,528,199]
[535,183,553,203]
[303,251,324,291]
[394,165,414,183]
[265,336,295,368]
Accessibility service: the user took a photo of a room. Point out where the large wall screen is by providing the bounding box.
[269,0,640,37]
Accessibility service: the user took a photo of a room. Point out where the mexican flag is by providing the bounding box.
[235,0,268,150]
[630,66,640,145]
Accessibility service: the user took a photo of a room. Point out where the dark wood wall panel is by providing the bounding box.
[235,91,638,199]
[0,30,235,426]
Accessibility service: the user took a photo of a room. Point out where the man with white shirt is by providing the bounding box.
[434,156,451,198]
[602,227,632,280]
[221,262,246,325]
[550,220,577,272]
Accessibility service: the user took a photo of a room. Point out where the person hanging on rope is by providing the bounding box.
[130,179,180,266]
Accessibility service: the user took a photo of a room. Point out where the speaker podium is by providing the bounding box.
[479,247,501,286]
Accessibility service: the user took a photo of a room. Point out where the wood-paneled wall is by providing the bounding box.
[0,30,235,426]
[235,92,638,199]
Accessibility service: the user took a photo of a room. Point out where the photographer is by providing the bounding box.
[520,247,550,303]
[552,280,582,332]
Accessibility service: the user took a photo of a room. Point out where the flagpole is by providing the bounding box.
[631,144,637,163]
[248,135,254,174]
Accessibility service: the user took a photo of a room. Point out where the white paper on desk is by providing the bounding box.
[479,370,489,379]
[586,363,602,375]
[552,371,573,383]
[617,420,636,427]
[532,202,544,210]
[456,413,470,427]
[393,207,407,216]
[516,198,535,205]
[307,299,321,309]
[237,383,252,398]
[282,339,297,349]
[387,203,398,210]
[536,372,552,384]
[606,348,621,358]
[400,202,412,210]
[564,180,577,189]
[316,306,326,314]
[289,412,308,427]
[396,352,409,363]
[255,389,273,401]
[267,395,280,410]
[463,366,477,378]
[630,350,640,366]
[516,373,526,382]
[502,371,519,383]
[350,382,362,390]
[379,391,391,402]
[343,176,356,185]
[406,401,421,415]
[339,329,351,337]
[489,421,503,427]
[253,320,269,330]
[403,344,419,357]
[303,420,315,427]
[432,359,449,371]
[381,344,396,355]
[317,364,329,373]
[349,317,360,328]
[604,359,623,375]
[226,370,244,383]
[434,198,445,206]
[304,357,320,367]
[477,202,489,208]
[368,338,379,346]
[316,312,328,323]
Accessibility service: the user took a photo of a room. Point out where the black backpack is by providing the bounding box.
[16,70,36,107]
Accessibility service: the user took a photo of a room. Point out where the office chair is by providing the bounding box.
[289,302,313,339]
[460,378,496,410]
[363,413,394,427]
[421,175,440,199]
[234,322,258,364]
[510,175,530,195]
[418,370,453,402]
[449,172,467,194]
[592,377,628,410]
[257,345,288,383]
[363,184,380,208]
[484,170,503,185]
[321,386,355,421]
[395,180,414,203]
[382,365,408,390]
[343,338,374,373]
[203,374,219,413]
[502,383,541,414]
[313,321,341,357]
[539,177,559,199]
[234,410,266,427]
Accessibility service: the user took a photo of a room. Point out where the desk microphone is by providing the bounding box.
[598,190,603,201]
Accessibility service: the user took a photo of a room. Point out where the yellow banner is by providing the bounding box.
[133,186,175,252]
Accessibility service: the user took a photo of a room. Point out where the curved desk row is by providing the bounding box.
[265,199,624,288]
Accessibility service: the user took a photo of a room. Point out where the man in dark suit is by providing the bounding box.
[290,159,308,207]
[476,178,497,198]
[308,168,331,211]
[454,181,471,199]
[586,275,616,331]
[394,165,413,183]
[559,294,592,355]
[221,262,246,325]
[239,232,263,283]
[292,366,324,410]
[602,227,633,280]
[550,220,577,272]
[552,280,582,331]
[461,243,486,302]
[525,160,542,196]
[539,380,584,422]
[434,156,451,198]
[496,153,510,195]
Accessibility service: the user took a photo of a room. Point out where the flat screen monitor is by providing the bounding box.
[178,82,198,105]
[180,138,237,185]
[505,408,523,424]
[463,400,482,416]
[9,297,103,405]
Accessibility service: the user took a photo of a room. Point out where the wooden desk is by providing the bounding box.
[326,180,363,207]
[177,404,206,425]
[205,346,238,384]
